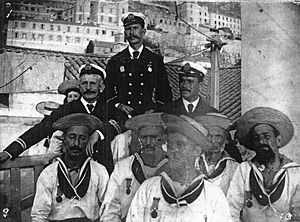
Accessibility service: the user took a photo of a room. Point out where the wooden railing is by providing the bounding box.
[0,153,58,222]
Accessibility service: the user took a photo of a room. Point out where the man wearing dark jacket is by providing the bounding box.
[0,63,120,174]
[165,61,218,118]
[105,12,172,119]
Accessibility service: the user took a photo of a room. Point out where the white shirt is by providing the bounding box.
[182,97,200,113]
[128,45,143,59]
[80,97,97,114]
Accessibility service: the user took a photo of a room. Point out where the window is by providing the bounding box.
[214,21,217,24]
[41,24,44,29]
[21,22,26,28]
[14,22,18,28]
[102,30,106,35]
[0,94,9,108]
[66,36,70,42]
[67,26,70,32]
[22,33,27,39]
[80,6,83,12]
[110,8,113,13]
[38,34,44,40]
[101,7,104,12]
[87,28,90,34]
[101,16,104,22]
[15,32,18,38]
[48,35,53,41]
[96,29,99,35]
[75,37,80,43]
[57,35,62,41]
[190,18,193,22]
[122,8,125,13]
[50,25,53,31]
[57,25,61,31]
[205,13,207,16]
[32,33,35,40]
[79,15,82,21]
[31,7,34,11]
[33,23,36,29]
[199,12,201,15]
[160,19,162,23]
[109,17,112,23]
[77,27,80,33]
[111,31,114,36]
[204,19,207,23]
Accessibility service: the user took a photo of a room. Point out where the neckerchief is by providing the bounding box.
[57,157,91,199]
[160,172,204,207]
[131,153,168,184]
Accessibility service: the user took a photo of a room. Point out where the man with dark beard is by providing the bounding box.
[227,107,300,222]
[126,114,232,222]
[31,113,109,222]
[100,113,168,222]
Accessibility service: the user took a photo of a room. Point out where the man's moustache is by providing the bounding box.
[258,144,271,150]
[69,146,82,152]
[83,90,96,94]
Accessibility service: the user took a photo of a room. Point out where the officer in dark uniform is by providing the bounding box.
[105,12,172,120]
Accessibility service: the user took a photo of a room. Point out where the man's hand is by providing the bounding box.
[86,131,100,156]
[0,152,10,164]
[117,103,134,116]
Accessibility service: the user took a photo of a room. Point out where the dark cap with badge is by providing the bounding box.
[52,113,102,134]
[78,63,106,80]
[122,12,146,28]
[180,61,207,82]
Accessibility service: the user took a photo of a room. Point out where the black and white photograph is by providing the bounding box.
[0,0,300,221]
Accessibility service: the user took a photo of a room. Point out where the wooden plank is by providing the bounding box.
[0,153,58,170]
[10,168,21,222]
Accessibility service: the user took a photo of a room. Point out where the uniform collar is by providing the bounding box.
[56,157,91,199]
[80,97,97,114]
[182,97,200,113]
[128,44,144,59]
[160,172,204,207]
[132,153,168,184]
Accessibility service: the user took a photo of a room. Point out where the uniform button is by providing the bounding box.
[129,73,132,77]
[140,93,143,96]
[140,82,144,86]
[128,92,132,95]
[138,101,142,104]
[129,83,132,86]
[128,101,131,105]
[141,73,143,77]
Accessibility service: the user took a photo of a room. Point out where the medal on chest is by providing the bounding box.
[147,62,153,73]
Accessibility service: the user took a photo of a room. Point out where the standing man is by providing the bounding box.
[165,61,218,118]
[105,12,172,119]
[126,114,232,222]
[194,113,239,195]
[100,113,168,222]
[0,63,120,174]
[227,107,300,221]
[31,113,109,222]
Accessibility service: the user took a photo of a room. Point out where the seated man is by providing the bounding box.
[194,113,239,195]
[31,113,109,222]
[126,114,232,222]
[100,113,168,222]
[227,107,300,222]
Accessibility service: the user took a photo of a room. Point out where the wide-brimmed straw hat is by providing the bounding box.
[36,101,60,116]
[194,113,233,131]
[57,79,80,95]
[52,113,102,133]
[161,114,213,151]
[234,107,294,150]
[125,113,164,131]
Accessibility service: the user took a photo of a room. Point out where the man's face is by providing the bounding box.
[138,125,165,167]
[179,76,201,102]
[124,23,145,46]
[166,131,201,183]
[80,74,105,103]
[252,124,281,165]
[206,126,228,153]
[64,125,90,160]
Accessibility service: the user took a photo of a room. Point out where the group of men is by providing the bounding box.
[0,12,300,222]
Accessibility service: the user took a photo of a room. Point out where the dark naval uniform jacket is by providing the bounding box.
[164,97,219,119]
[105,46,172,118]
[4,97,120,174]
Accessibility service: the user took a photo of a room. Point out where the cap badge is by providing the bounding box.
[120,65,125,73]
[128,13,135,20]
[183,63,191,72]
[84,64,91,70]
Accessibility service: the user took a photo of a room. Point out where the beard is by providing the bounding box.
[66,145,86,161]
[255,144,275,165]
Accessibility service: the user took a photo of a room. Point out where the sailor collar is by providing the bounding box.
[56,157,91,200]
[131,153,168,184]
[160,172,205,207]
